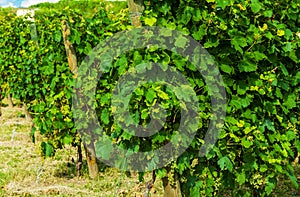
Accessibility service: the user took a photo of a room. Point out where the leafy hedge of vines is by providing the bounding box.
[0,0,299,196]
[0,4,130,157]
[141,0,300,196]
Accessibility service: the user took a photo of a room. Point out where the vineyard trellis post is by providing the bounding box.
[61,20,99,178]
[127,0,144,27]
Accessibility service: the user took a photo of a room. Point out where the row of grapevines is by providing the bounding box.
[140,0,300,196]
[0,4,130,158]
[1,1,299,196]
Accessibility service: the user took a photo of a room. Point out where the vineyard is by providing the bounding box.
[0,0,299,196]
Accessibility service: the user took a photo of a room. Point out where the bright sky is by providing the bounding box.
[0,0,60,8]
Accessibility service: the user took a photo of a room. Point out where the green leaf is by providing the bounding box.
[175,35,188,49]
[53,30,61,42]
[146,88,156,103]
[264,119,275,131]
[250,0,262,13]
[241,138,253,148]
[160,28,173,37]
[280,63,289,76]
[162,51,171,65]
[283,93,296,109]
[95,141,113,160]
[252,51,266,61]
[45,142,54,157]
[216,0,232,10]
[62,135,73,145]
[218,156,233,171]
[204,39,219,48]
[101,109,110,125]
[238,59,257,72]
[116,58,128,75]
[192,24,206,41]
[100,93,111,105]
[220,64,232,74]
[181,6,193,24]
[287,170,299,188]
[286,130,296,141]
[284,29,293,39]
[156,168,167,178]
[192,8,202,22]
[265,181,276,195]
[231,36,247,54]
[260,164,268,172]
[282,42,292,52]
[141,109,149,119]
[236,171,246,185]
[263,10,273,18]
[133,51,143,64]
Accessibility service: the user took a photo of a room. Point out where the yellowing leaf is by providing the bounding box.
[237,3,246,11]
[237,120,245,127]
[277,29,285,36]
[259,23,268,32]
[157,90,169,100]
[145,17,157,26]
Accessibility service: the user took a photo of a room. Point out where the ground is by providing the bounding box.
[0,99,299,196]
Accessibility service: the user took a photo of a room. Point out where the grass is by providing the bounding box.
[0,99,163,197]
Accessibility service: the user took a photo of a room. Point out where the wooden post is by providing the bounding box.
[61,20,99,178]
[76,141,83,177]
[62,20,78,77]
[23,103,32,120]
[7,93,13,107]
[162,168,182,197]
[127,0,144,27]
